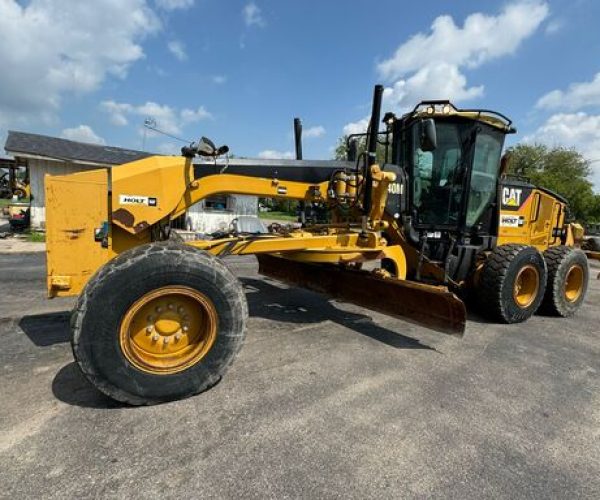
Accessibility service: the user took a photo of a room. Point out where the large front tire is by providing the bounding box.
[71,242,247,405]
[477,244,547,323]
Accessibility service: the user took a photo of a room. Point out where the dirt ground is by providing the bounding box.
[1,251,599,499]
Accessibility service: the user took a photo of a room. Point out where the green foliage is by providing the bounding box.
[258,211,297,222]
[506,144,600,222]
[333,134,390,165]
[27,231,46,243]
[258,197,298,214]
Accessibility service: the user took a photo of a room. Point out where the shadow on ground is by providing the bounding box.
[242,277,433,350]
[19,311,70,346]
[52,362,126,409]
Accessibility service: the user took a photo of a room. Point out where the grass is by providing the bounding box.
[27,231,46,243]
[258,211,298,222]
[0,197,30,208]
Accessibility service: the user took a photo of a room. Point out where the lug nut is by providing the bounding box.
[178,306,184,313]
[147,315,154,322]
[175,333,182,341]
[168,303,174,310]
[146,326,153,334]
[152,334,159,342]
[182,325,189,332]
[163,337,169,345]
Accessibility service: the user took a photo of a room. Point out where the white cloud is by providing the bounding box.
[343,118,370,136]
[0,0,160,129]
[383,63,484,110]
[524,112,600,187]
[343,1,548,136]
[100,101,133,126]
[134,102,182,135]
[343,64,484,135]
[536,72,600,111]
[61,125,106,145]
[243,2,265,28]
[258,150,295,160]
[211,75,227,85]
[303,125,326,138]
[377,1,549,80]
[545,19,563,35]
[167,40,187,61]
[181,106,212,123]
[101,100,211,135]
[154,0,194,10]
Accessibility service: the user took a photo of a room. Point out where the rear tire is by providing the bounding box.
[478,244,547,323]
[539,246,588,317]
[71,242,247,405]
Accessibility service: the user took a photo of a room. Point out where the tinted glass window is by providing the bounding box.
[411,121,468,226]
[466,130,503,227]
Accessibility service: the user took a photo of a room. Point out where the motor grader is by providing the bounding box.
[45,85,589,405]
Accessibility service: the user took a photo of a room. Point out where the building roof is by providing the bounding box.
[4,130,154,166]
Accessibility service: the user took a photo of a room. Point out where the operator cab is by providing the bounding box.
[390,101,516,282]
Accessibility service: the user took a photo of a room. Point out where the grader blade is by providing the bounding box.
[257,255,466,336]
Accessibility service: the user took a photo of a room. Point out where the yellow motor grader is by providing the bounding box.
[45,86,589,404]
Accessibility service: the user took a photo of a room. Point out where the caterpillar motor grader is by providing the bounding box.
[45,85,589,405]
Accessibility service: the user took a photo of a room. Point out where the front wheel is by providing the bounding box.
[71,242,247,405]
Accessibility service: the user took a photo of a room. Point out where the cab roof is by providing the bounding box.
[403,100,516,134]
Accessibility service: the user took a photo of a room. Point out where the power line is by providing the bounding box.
[142,118,193,147]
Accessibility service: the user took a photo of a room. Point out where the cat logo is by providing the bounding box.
[502,187,522,207]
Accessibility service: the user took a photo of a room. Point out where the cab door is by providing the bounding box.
[528,190,563,250]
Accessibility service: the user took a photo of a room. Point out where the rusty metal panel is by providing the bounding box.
[45,169,110,297]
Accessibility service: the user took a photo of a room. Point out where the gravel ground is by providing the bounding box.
[1,251,599,499]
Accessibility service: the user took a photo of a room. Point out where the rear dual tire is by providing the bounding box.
[539,246,588,317]
[477,244,588,323]
[71,242,247,405]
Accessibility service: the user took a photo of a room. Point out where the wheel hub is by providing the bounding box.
[564,264,584,303]
[513,264,540,309]
[119,286,218,374]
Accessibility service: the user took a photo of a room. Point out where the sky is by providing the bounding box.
[2,0,600,189]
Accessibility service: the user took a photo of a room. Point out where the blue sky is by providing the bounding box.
[2,0,600,188]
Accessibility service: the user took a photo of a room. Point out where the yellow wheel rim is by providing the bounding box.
[119,286,218,375]
[564,264,584,303]
[513,264,540,309]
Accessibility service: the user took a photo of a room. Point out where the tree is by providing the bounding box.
[333,134,390,165]
[505,144,600,222]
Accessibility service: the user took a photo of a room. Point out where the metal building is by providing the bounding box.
[4,131,257,232]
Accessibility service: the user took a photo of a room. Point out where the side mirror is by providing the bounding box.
[347,138,358,162]
[420,119,437,152]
